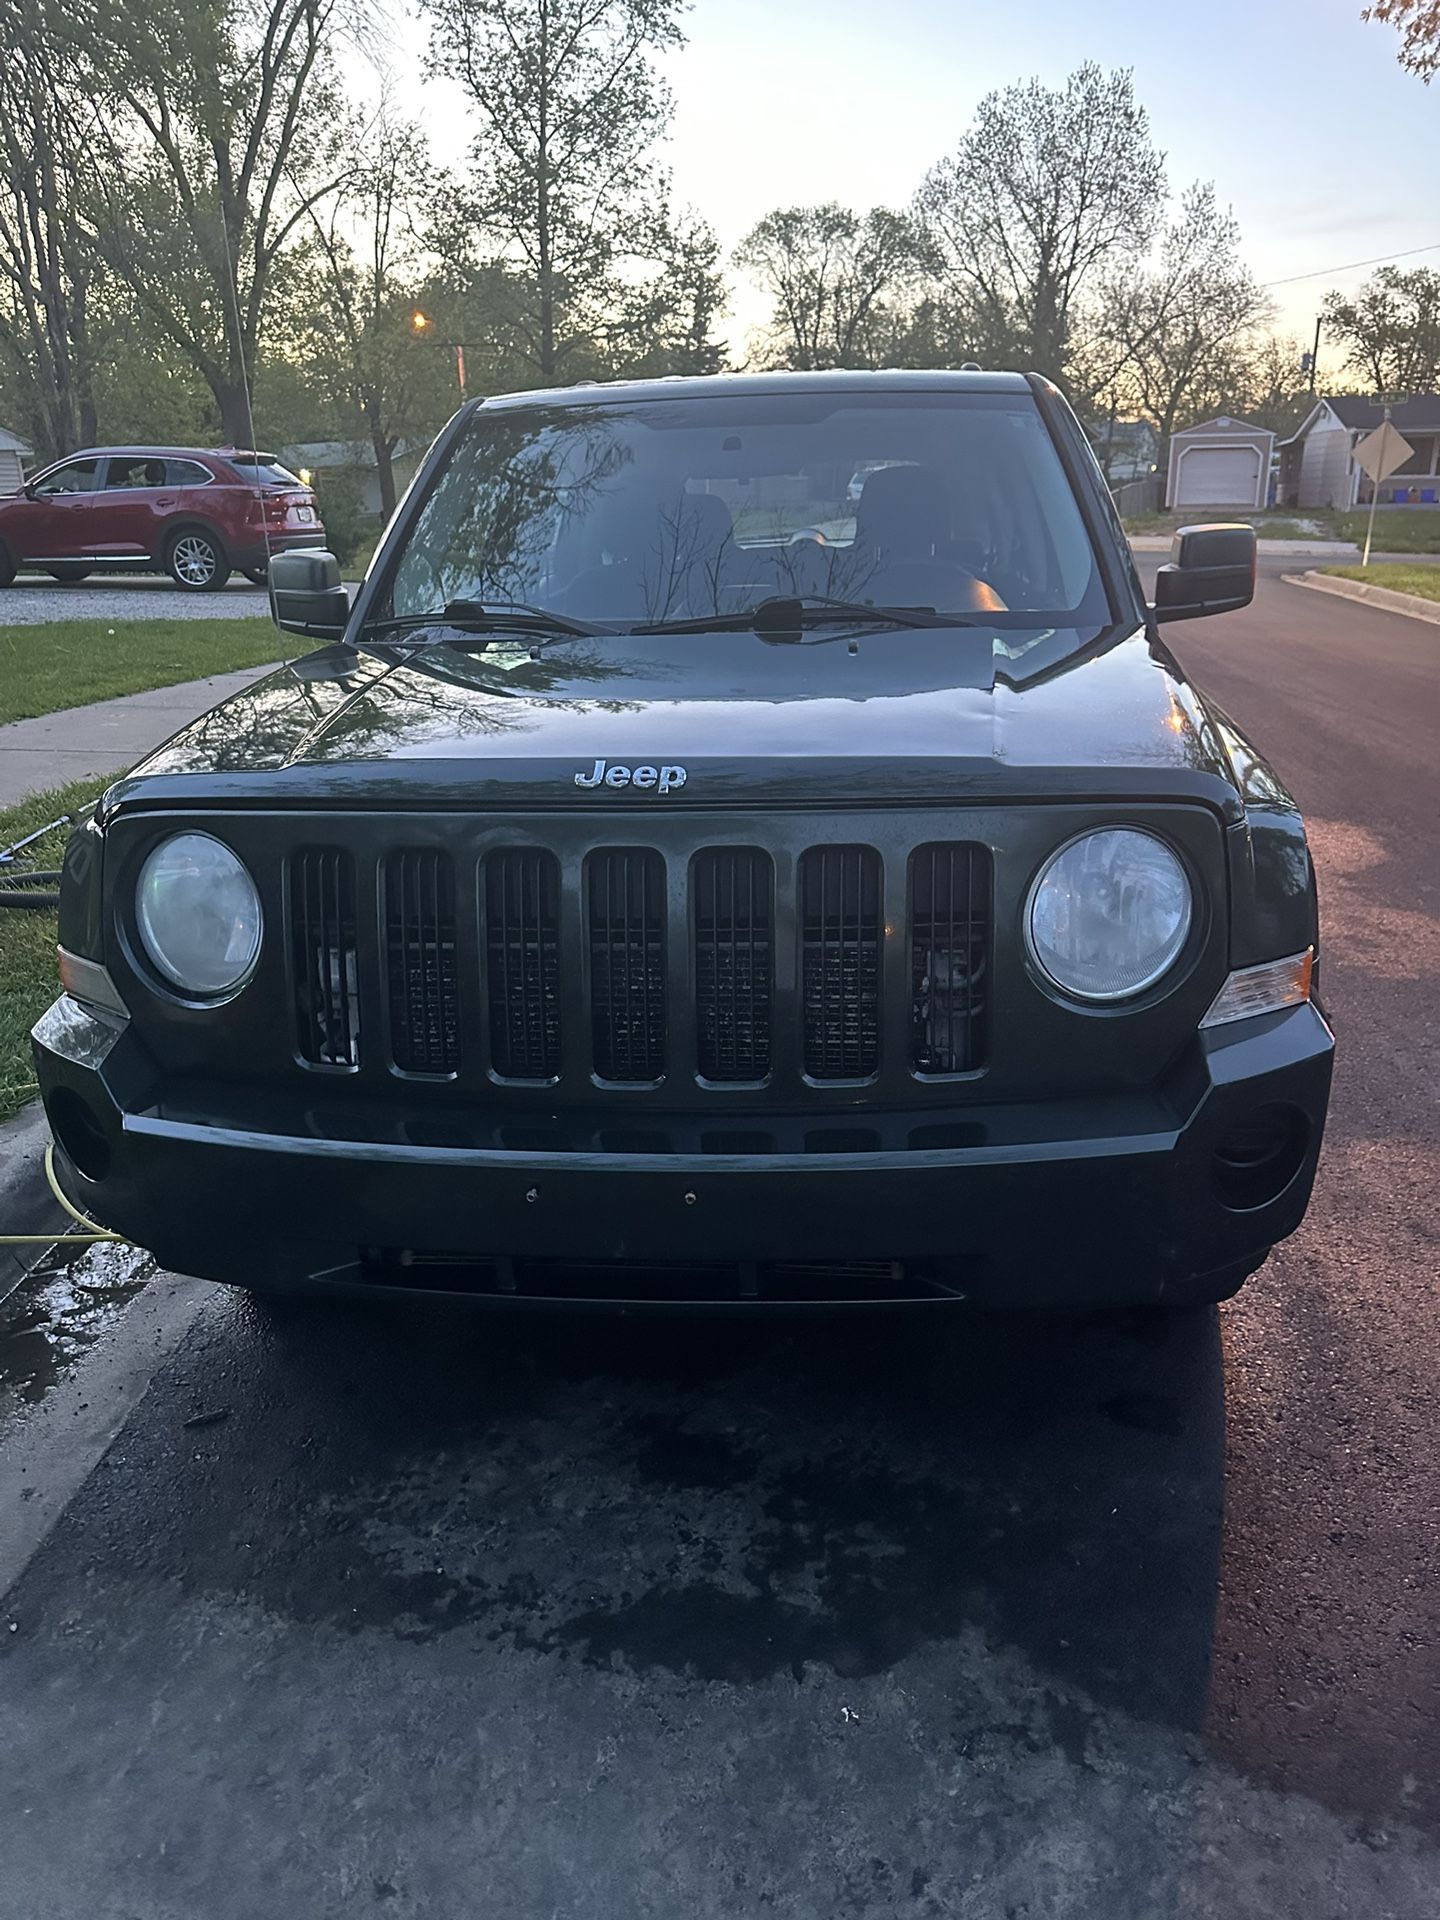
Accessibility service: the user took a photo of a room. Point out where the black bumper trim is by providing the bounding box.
[34,998,1333,1307]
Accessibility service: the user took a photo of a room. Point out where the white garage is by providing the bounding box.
[1165,416,1274,512]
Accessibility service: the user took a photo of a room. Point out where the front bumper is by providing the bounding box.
[33,997,1334,1309]
[231,530,327,570]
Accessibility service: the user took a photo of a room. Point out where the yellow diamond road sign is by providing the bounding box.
[1354,420,1414,485]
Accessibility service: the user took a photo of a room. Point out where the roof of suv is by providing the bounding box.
[477,368,1034,414]
[49,447,281,464]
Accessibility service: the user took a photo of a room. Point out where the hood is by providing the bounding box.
[111,626,1248,820]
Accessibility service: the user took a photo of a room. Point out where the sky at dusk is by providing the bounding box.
[373,0,1440,380]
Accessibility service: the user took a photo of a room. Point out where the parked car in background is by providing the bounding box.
[0,446,326,591]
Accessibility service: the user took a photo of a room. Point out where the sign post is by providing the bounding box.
[1353,412,1415,566]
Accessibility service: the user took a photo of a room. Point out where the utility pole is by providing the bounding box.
[1308,315,1321,395]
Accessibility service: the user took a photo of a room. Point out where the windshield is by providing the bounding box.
[385,389,1110,640]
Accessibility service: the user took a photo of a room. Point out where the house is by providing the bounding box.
[1165,416,1274,511]
[1084,418,1160,484]
[1277,395,1440,510]
[0,426,32,494]
[279,439,424,519]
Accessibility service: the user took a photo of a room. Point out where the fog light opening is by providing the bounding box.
[1213,1103,1310,1212]
[48,1087,112,1184]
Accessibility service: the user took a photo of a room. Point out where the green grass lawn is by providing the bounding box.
[1123,506,1440,552]
[0,618,286,727]
[1328,510,1440,555]
[1121,509,1327,539]
[0,776,112,1123]
[1320,564,1440,602]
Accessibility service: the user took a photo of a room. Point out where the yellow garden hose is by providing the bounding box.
[0,1144,128,1246]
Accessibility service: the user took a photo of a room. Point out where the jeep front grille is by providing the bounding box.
[588,848,667,1081]
[288,846,360,1068]
[283,834,990,1094]
[910,843,988,1074]
[694,848,772,1081]
[385,849,460,1075]
[800,845,883,1079]
[485,849,562,1079]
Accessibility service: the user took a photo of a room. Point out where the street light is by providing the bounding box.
[409,308,466,398]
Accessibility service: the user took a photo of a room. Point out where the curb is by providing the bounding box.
[0,1099,62,1309]
[1283,571,1440,627]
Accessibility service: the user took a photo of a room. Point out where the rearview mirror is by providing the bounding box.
[269,549,351,639]
[1151,523,1256,624]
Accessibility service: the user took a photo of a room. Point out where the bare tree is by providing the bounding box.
[1322,266,1440,396]
[916,64,1165,385]
[74,0,352,444]
[735,203,930,370]
[418,0,687,381]
[0,0,99,456]
[1363,0,1440,79]
[1086,183,1270,439]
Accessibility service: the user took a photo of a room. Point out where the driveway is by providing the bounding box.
[0,570,1436,1918]
[1,575,271,624]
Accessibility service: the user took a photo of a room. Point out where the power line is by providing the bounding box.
[1263,240,1440,289]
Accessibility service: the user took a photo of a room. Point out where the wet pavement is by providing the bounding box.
[0,569,1437,1917]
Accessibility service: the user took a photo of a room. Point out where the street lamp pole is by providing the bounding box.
[411,310,467,398]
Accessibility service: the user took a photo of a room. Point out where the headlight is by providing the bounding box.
[136,832,262,996]
[1026,828,1192,1002]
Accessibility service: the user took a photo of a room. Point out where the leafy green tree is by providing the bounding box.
[296,120,460,514]
[0,0,100,456]
[1322,266,1440,397]
[605,211,727,378]
[75,0,350,444]
[916,64,1165,386]
[735,203,930,370]
[417,0,702,381]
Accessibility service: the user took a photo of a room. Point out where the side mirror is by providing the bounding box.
[1151,523,1256,624]
[269,549,351,639]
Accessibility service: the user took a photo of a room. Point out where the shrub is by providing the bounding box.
[311,467,371,566]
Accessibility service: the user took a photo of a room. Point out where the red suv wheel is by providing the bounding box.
[165,527,231,592]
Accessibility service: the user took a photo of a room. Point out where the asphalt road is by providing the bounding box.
[0,569,1437,1918]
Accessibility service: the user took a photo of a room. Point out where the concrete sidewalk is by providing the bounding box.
[0,665,275,808]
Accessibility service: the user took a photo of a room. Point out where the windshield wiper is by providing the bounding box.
[363,599,606,641]
[632,596,974,636]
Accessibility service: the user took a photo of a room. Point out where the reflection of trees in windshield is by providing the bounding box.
[385,394,1104,629]
[391,408,631,614]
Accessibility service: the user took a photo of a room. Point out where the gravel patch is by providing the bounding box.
[1,576,270,625]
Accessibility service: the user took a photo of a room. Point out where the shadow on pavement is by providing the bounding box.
[158,1295,1228,1733]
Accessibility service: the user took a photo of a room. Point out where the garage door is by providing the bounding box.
[1174,445,1260,507]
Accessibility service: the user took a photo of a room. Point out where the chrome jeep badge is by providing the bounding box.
[573,758,687,793]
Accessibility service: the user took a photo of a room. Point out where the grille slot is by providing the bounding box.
[288,847,360,1068]
[910,843,989,1074]
[385,849,460,1074]
[588,849,666,1081]
[486,849,562,1079]
[694,848,773,1080]
[800,845,882,1078]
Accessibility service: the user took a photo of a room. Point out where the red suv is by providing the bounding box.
[0,446,327,592]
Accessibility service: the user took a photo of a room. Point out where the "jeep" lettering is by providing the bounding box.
[573,758,687,794]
